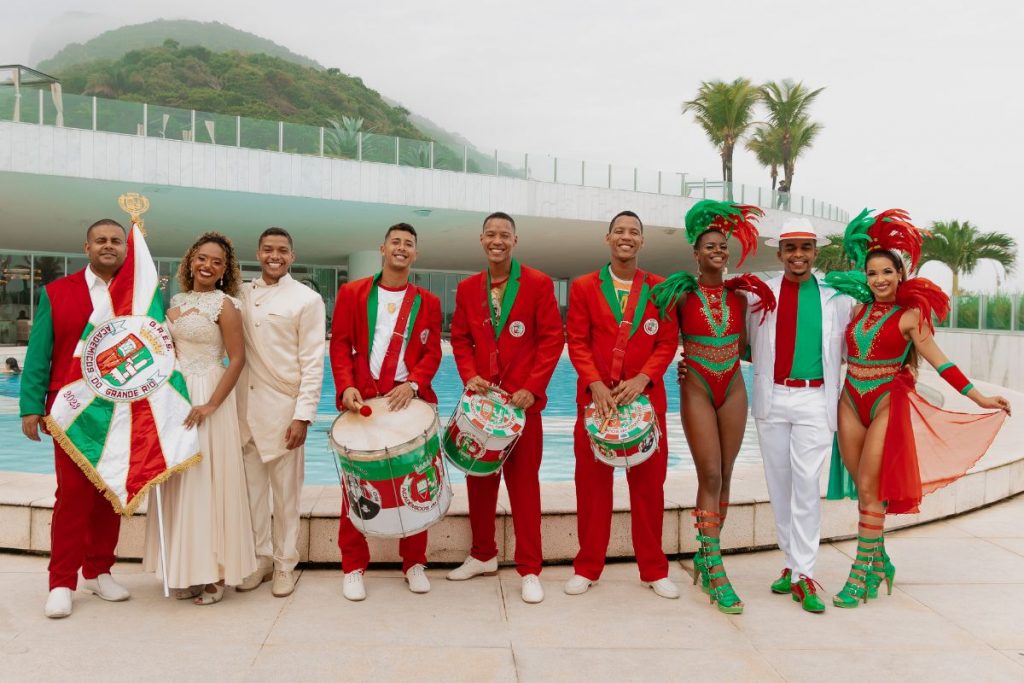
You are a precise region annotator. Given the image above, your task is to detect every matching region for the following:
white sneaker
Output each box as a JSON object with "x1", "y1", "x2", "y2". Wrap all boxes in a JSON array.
[
  {"x1": 271, "y1": 570, "x2": 296, "y2": 598},
  {"x1": 405, "y1": 564, "x2": 430, "y2": 594},
  {"x1": 236, "y1": 556, "x2": 274, "y2": 592},
  {"x1": 83, "y1": 573, "x2": 130, "y2": 602},
  {"x1": 343, "y1": 571, "x2": 366, "y2": 601},
  {"x1": 521, "y1": 574, "x2": 544, "y2": 604},
  {"x1": 646, "y1": 577, "x2": 680, "y2": 599},
  {"x1": 44, "y1": 587, "x2": 73, "y2": 618},
  {"x1": 446, "y1": 556, "x2": 498, "y2": 581},
  {"x1": 563, "y1": 574, "x2": 592, "y2": 595}
]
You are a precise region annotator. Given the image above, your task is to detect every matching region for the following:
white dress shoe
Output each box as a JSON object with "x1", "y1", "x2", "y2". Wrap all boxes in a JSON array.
[
  {"x1": 343, "y1": 571, "x2": 366, "y2": 601},
  {"x1": 446, "y1": 556, "x2": 498, "y2": 581},
  {"x1": 271, "y1": 569, "x2": 296, "y2": 597},
  {"x1": 521, "y1": 574, "x2": 544, "y2": 604},
  {"x1": 405, "y1": 564, "x2": 430, "y2": 594},
  {"x1": 84, "y1": 573, "x2": 130, "y2": 602},
  {"x1": 236, "y1": 556, "x2": 274, "y2": 592},
  {"x1": 563, "y1": 574, "x2": 593, "y2": 595},
  {"x1": 646, "y1": 577, "x2": 680, "y2": 599},
  {"x1": 44, "y1": 587, "x2": 73, "y2": 618}
]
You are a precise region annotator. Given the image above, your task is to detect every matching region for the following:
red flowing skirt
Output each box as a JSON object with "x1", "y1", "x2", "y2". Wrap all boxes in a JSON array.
[{"x1": 881, "y1": 370, "x2": 1006, "y2": 514}]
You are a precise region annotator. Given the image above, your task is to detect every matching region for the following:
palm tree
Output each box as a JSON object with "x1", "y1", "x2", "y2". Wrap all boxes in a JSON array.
[
  {"x1": 813, "y1": 233, "x2": 852, "y2": 274},
  {"x1": 919, "y1": 220, "x2": 1017, "y2": 296},
  {"x1": 682, "y1": 78, "x2": 760, "y2": 194},
  {"x1": 324, "y1": 116, "x2": 372, "y2": 158},
  {"x1": 745, "y1": 124, "x2": 784, "y2": 190},
  {"x1": 759, "y1": 80, "x2": 825, "y2": 192}
]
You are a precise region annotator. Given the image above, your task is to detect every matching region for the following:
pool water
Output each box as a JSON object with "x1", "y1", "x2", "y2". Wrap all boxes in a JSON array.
[{"x1": 0, "y1": 358, "x2": 763, "y2": 485}]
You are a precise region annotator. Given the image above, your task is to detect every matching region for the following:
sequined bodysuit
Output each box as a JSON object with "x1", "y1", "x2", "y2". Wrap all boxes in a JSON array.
[
  {"x1": 843, "y1": 302, "x2": 911, "y2": 427},
  {"x1": 678, "y1": 284, "x2": 743, "y2": 409}
]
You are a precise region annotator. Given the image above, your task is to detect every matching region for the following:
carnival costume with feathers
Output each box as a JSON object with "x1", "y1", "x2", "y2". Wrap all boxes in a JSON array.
[
  {"x1": 824, "y1": 209, "x2": 1006, "y2": 513},
  {"x1": 652, "y1": 200, "x2": 775, "y2": 409}
]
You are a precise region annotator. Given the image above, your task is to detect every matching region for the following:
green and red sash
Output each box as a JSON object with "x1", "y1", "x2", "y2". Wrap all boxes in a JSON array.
[
  {"x1": 44, "y1": 220, "x2": 200, "y2": 515},
  {"x1": 599, "y1": 264, "x2": 649, "y2": 382},
  {"x1": 367, "y1": 273, "x2": 421, "y2": 394},
  {"x1": 481, "y1": 259, "x2": 521, "y2": 380}
]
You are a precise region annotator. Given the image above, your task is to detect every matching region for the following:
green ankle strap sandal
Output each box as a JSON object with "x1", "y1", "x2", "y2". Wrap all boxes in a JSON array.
[{"x1": 693, "y1": 509, "x2": 743, "y2": 615}]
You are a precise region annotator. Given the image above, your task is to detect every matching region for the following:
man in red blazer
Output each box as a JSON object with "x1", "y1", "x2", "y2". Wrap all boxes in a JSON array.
[
  {"x1": 447, "y1": 212, "x2": 564, "y2": 604},
  {"x1": 565, "y1": 210, "x2": 680, "y2": 599},
  {"x1": 20, "y1": 220, "x2": 132, "y2": 618},
  {"x1": 330, "y1": 223, "x2": 443, "y2": 601}
]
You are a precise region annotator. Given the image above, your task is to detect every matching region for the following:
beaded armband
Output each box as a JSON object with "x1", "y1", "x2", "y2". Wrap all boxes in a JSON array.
[{"x1": 937, "y1": 362, "x2": 973, "y2": 395}]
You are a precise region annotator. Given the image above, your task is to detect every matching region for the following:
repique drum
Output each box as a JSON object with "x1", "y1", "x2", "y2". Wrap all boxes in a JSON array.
[
  {"x1": 442, "y1": 388, "x2": 525, "y2": 476},
  {"x1": 584, "y1": 394, "x2": 660, "y2": 468},
  {"x1": 330, "y1": 397, "x2": 452, "y2": 538}
]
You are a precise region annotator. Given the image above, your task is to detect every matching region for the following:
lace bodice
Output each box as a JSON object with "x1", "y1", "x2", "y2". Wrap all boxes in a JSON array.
[{"x1": 169, "y1": 290, "x2": 241, "y2": 377}]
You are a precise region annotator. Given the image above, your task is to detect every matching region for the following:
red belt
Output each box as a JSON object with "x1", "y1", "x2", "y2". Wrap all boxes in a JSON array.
[{"x1": 775, "y1": 378, "x2": 824, "y2": 388}]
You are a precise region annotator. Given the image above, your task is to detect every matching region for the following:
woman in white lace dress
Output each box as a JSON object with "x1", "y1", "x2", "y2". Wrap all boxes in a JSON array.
[{"x1": 144, "y1": 233, "x2": 256, "y2": 604}]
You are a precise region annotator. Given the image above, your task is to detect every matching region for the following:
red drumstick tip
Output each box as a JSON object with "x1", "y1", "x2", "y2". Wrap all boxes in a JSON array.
[{"x1": 359, "y1": 405, "x2": 373, "y2": 417}]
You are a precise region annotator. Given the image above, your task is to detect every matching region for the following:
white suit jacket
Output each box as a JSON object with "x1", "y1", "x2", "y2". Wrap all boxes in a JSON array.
[
  {"x1": 746, "y1": 274, "x2": 854, "y2": 432},
  {"x1": 237, "y1": 274, "x2": 326, "y2": 462}
]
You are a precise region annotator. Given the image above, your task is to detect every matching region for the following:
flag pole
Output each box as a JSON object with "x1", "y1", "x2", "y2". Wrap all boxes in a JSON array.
[{"x1": 154, "y1": 484, "x2": 170, "y2": 598}]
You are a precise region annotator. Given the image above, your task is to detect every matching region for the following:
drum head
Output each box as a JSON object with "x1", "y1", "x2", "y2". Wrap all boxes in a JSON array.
[
  {"x1": 584, "y1": 394, "x2": 654, "y2": 443},
  {"x1": 332, "y1": 397, "x2": 437, "y2": 458}
]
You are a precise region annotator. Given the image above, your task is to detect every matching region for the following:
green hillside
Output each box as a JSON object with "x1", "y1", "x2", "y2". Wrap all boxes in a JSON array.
[
  {"x1": 55, "y1": 42, "x2": 423, "y2": 139},
  {"x1": 38, "y1": 19, "x2": 322, "y2": 73}
]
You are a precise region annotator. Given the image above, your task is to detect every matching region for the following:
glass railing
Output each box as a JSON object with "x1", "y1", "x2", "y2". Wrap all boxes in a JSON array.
[
  {"x1": 0, "y1": 85, "x2": 849, "y2": 222},
  {"x1": 940, "y1": 293, "x2": 1024, "y2": 332}
]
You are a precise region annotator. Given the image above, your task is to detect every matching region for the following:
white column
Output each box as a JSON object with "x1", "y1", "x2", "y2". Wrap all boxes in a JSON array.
[{"x1": 346, "y1": 250, "x2": 382, "y2": 282}]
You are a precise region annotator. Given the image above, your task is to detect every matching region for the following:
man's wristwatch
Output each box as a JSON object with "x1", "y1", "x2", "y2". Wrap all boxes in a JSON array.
[{"x1": 408, "y1": 381, "x2": 419, "y2": 395}]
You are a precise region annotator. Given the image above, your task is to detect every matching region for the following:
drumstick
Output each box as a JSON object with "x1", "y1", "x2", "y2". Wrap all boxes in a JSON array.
[{"x1": 359, "y1": 405, "x2": 373, "y2": 417}]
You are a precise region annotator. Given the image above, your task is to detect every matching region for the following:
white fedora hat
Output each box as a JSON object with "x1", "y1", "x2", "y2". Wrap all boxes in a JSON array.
[{"x1": 764, "y1": 217, "x2": 831, "y2": 247}]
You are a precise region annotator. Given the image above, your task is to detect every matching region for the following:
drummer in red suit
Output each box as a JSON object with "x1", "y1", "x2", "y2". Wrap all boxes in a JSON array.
[
  {"x1": 447, "y1": 212, "x2": 565, "y2": 604},
  {"x1": 565, "y1": 211, "x2": 681, "y2": 599},
  {"x1": 20, "y1": 220, "x2": 133, "y2": 618},
  {"x1": 330, "y1": 223, "x2": 443, "y2": 601}
]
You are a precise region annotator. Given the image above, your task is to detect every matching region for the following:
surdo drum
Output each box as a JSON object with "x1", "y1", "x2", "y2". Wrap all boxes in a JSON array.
[
  {"x1": 330, "y1": 397, "x2": 452, "y2": 538},
  {"x1": 584, "y1": 394, "x2": 660, "y2": 468},
  {"x1": 442, "y1": 388, "x2": 526, "y2": 476}
]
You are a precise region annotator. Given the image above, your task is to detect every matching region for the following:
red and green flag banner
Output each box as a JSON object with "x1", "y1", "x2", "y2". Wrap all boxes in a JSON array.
[{"x1": 45, "y1": 214, "x2": 200, "y2": 515}]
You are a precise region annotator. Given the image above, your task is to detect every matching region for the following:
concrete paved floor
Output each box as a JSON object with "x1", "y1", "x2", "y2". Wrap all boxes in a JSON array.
[{"x1": 2, "y1": 495, "x2": 1023, "y2": 682}]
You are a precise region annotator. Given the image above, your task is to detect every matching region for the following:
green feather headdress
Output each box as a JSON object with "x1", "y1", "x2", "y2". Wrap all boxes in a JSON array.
[{"x1": 684, "y1": 199, "x2": 764, "y2": 267}]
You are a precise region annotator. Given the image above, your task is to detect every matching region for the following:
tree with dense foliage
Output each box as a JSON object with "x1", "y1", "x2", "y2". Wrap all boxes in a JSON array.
[
  {"x1": 745, "y1": 124, "x2": 784, "y2": 190},
  {"x1": 758, "y1": 80, "x2": 824, "y2": 193},
  {"x1": 919, "y1": 220, "x2": 1017, "y2": 296},
  {"x1": 682, "y1": 78, "x2": 760, "y2": 189},
  {"x1": 813, "y1": 233, "x2": 853, "y2": 274}
]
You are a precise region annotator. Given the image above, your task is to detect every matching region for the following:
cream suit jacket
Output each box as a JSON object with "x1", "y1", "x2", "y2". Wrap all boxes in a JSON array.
[
  {"x1": 745, "y1": 274, "x2": 854, "y2": 432},
  {"x1": 237, "y1": 273, "x2": 326, "y2": 462}
]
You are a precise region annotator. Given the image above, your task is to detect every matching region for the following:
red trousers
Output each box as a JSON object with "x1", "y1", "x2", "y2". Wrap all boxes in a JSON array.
[
  {"x1": 573, "y1": 407, "x2": 669, "y2": 582},
  {"x1": 338, "y1": 498, "x2": 427, "y2": 573},
  {"x1": 467, "y1": 412, "x2": 543, "y2": 576},
  {"x1": 49, "y1": 442, "x2": 121, "y2": 590}
]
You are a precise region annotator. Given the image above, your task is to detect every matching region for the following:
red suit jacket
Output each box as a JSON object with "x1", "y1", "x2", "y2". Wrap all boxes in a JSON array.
[
  {"x1": 567, "y1": 268, "x2": 678, "y2": 414},
  {"x1": 20, "y1": 270, "x2": 94, "y2": 414},
  {"x1": 450, "y1": 263, "x2": 565, "y2": 414},
  {"x1": 330, "y1": 275, "x2": 443, "y2": 408}
]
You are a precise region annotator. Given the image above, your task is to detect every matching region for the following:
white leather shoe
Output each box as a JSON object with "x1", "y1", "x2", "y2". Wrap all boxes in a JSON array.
[
  {"x1": 236, "y1": 556, "x2": 274, "y2": 592},
  {"x1": 446, "y1": 556, "x2": 498, "y2": 581},
  {"x1": 521, "y1": 574, "x2": 544, "y2": 604},
  {"x1": 405, "y1": 564, "x2": 430, "y2": 594},
  {"x1": 563, "y1": 574, "x2": 592, "y2": 595},
  {"x1": 44, "y1": 587, "x2": 73, "y2": 618},
  {"x1": 83, "y1": 573, "x2": 130, "y2": 602},
  {"x1": 343, "y1": 571, "x2": 366, "y2": 601},
  {"x1": 646, "y1": 577, "x2": 680, "y2": 599},
  {"x1": 271, "y1": 569, "x2": 296, "y2": 597}
]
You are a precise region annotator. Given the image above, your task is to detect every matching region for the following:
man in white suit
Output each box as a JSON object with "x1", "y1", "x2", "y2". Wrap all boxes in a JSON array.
[
  {"x1": 236, "y1": 227, "x2": 326, "y2": 598},
  {"x1": 746, "y1": 218, "x2": 853, "y2": 613}
]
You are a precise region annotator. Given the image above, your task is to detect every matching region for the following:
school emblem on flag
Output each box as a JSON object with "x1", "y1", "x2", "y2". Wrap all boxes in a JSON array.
[{"x1": 44, "y1": 194, "x2": 201, "y2": 515}]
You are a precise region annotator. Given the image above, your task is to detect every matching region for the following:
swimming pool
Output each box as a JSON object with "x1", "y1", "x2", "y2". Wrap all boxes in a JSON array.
[{"x1": 0, "y1": 358, "x2": 763, "y2": 485}]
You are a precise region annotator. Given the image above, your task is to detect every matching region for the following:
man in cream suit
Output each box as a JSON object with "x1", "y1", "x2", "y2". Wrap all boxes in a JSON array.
[
  {"x1": 236, "y1": 227, "x2": 326, "y2": 597},
  {"x1": 746, "y1": 218, "x2": 853, "y2": 614}
]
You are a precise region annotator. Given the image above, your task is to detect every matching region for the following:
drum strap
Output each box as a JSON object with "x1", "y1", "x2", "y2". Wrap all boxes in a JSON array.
[
  {"x1": 480, "y1": 259, "x2": 522, "y2": 382},
  {"x1": 374, "y1": 282, "x2": 419, "y2": 395},
  {"x1": 603, "y1": 268, "x2": 646, "y2": 382}
]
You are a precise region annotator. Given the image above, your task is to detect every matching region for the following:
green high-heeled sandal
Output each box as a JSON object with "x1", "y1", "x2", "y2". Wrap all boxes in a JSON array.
[
  {"x1": 833, "y1": 533, "x2": 878, "y2": 609},
  {"x1": 858, "y1": 509, "x2": 895, "y2": 599},
  {"x1": 693, "y1": 509, "x2": 743, "y2": 614}
]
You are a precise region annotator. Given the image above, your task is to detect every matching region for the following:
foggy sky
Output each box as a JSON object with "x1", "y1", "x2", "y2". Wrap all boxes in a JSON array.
[{"x1": 4, "y1": 0, "x2": 1023, "y2": 291}]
